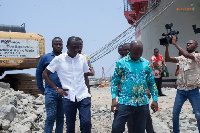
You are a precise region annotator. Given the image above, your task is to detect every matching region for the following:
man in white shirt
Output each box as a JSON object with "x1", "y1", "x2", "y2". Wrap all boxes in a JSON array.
[{"x1": 42, "y1": 36, "x2": 91, "y2": 133}]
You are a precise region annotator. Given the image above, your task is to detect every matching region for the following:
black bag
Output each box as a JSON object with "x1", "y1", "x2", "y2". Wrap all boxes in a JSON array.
[{"x1": 161, "y1": 69, "x2": 169, "y2": 77}]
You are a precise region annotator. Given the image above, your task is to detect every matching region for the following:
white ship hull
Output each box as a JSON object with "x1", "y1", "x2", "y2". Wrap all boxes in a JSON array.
[{"x1": 136, "y1": 0, "x2": 200, "y2": 80}]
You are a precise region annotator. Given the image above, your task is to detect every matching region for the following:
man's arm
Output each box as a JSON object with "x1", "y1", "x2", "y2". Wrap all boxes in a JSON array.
[
  {"x1": 84, "y1": 73, "x2": 90, "y2": 94},
  {"x1": 42, "y1": 68, "x2": 68, "y2": 96},
  {"x1": 153, "y1": 62, "x2": 161, "y2": 72},
  {"x1": 146, "y1": 63, "x2": 158, "y2": 111},
  {"x1": 162, "y1": 58, "x2": 167, "y2": 69},
  {"x1": 87, "y1": 68, "x2": 94, "y2": 76},
  {"x1": 151, "y1": 56, "x2": 161, "y2": 72},
  {"x1": 172, "y1": 36, "x2": 195, "y2": 60},
  {"x1": 36, "y1": 57, "x2": 45, "y2": 95},
  {"x1": 111, "y1": 62, "x2": 122, "y2": 113},
  {"x1": 165, "y1": 43, "x2": 178, "y2": 63}
]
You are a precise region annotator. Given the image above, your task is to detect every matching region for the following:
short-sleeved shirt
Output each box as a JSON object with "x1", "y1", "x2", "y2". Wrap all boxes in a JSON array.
[
  {"x1": 175, "y1": 53, "x2": 200, "y2": 91},
  {"x1": 36, "y1": 52, "x2": 62, "y2": 93},
  {"x1": 151, "y1": 54, "x2": 163, "y2": 78},
  {"x1": 47, "y1": 52, "x2": 90, "y2": 102},
  {"x1": 111, "y1": 53, "x2": 158, "y2": 106}
]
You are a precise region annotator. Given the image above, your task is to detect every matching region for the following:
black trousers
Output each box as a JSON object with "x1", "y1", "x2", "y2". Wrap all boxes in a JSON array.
[
  {"x1": 155, "y1": 77, "x2": 163, "y2": 95},
  {"x1": 127, "y1": 108, "x2": 155, "y2": 133}
]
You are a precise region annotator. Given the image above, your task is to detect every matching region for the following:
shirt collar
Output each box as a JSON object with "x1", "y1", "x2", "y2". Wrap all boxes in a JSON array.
[
  {"x1": 64, "y1": 52, "x2": 79, "y2": 59},
  {"x1": 51, "y1": 52, "x2": 54, "y2": 56},
  {"x1": 51, "y1": 51, "x2": 62, "y2": 56},
  {"x1": 125, "y1": 53, "x2": 144, "y2": 62}
]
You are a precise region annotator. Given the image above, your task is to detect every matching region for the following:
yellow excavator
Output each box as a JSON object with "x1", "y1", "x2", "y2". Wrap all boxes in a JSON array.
[{"x1": 0, "y1": 24, "x2": 45, "y2": 97}]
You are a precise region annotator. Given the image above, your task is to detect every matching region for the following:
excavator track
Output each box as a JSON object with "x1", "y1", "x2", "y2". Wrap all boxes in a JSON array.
[{"x1": 0, "y1": 73, "x2": 41, "y2": 97}]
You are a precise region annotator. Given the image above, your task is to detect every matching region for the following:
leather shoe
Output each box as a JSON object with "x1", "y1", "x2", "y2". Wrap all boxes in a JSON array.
[{"x1": 159, "y1": 94, "x2": 166, "y2": 96}]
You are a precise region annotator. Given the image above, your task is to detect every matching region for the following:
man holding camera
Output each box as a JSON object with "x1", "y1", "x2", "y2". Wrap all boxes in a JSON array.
[{"x1": 165, "y1": 36, "x2": 200, "y2": 133}]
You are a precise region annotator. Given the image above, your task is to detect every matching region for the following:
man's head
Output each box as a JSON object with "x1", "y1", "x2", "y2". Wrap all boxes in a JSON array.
[
  {"x1": 123, "y1": 43, "x2": 131, "y2": 56},
  {"x1": 130, "y1": 40, "x2": 143, "y2": 61},
  {"x1": 186, "y1": 40, "x2": 198, "y2": 53},
  {"x1": 52, "y1": 37, "x2": 63, "y2": 54},
  {"x1": 67, "y1": 36, "x2": 80, "y2": 58},
  {"x1": 118, "y1": 45, "x2": 124, "y2": 57},
  {"x1": 154, "y1": 48, "x2": 159, "y2": 57},
  {"x1": 77, "y1": 37, "x2": 83, "y2": 54}
]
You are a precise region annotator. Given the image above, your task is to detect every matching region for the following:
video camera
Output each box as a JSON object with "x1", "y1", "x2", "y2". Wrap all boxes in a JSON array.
[{"x1": 159, "y1": 23, "x2": 179, "y2": 45}]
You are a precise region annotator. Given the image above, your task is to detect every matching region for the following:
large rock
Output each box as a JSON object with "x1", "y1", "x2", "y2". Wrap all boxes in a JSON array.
[
  {"x1": 21, "y1": 114, "x2": 37, "y2": 125},
  {"x1": 1, "y1": 119, "x2": 10, "y2": 130},
  {"x1": 0, "y1": 105, "x2": 17, "y2": 122},
  {"x1": 11, "y1": 123, "x2": 31, "y2": 133}
]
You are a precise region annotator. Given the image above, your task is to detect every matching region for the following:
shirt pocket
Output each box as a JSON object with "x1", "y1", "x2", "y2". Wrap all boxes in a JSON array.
[
  {"x1": 176, "y1": 74, "x2": 184, "y2": 86},
  {"x1": 187, "y1": 60, "x2": 195, "y2": 70},
  {"x1": 186, "y1": 73, "x2": 200, "y2": 87}
]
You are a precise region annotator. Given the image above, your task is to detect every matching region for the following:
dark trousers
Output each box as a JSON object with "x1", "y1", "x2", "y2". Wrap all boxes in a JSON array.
[
  {"x1": 44, "y1": 91, "x2": 64, "y2": 133},
  {"x1": 112, "y1": 104, "x2": 149, "y2": 133},
  {"x1": 127, "y1": 110, "x2": 155, "y2": 133},
  {"x1": 62, "y1": 98, "x2": 91, "y2": 133},
  {"x1": 155, "y1": 77, "x2": 163, "y2": 95}
]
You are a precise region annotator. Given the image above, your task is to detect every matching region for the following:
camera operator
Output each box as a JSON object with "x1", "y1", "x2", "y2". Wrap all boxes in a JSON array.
[{"x1": 165, "y1": 36, "x2": 200, "y2": 133}]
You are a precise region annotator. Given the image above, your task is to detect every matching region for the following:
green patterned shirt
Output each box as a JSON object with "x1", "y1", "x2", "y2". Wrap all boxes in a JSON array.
[{"x1": 111, "y1": 53, "x2": 158, "y2": 106}]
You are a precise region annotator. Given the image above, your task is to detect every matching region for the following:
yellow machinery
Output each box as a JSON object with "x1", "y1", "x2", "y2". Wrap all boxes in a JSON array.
[{"x1": 0, "y1": 24, "x2": 45, "y2": 96}]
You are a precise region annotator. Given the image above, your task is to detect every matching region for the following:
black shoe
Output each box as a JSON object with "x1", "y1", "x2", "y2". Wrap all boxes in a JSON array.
[{"x1": 159, "y1": 94, "x2": 166, "y2": 96}]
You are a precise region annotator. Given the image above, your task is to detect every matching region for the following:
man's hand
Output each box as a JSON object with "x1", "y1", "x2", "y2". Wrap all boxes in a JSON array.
[
  {"x1": 57, "y1": 88, "x2": 69, "y2": 97},
  {"x1": 147, "y1": 92, "x2": 151, "y2": 99},
  {"x1": 89, "y1": 93, "x2": 91, "y2": 101},
  {"x1": 41, "y1": 91, "x2": 44, "y2": 95},
  {"x1": 151, "y1": 101, "x2": 158, "y2": 112},
  {"x1": 172, "y1": 36, "x2": 177, "y2": 45},
  {"x1": 111, "y1": 99, "x2": 118, "y2": 113}
]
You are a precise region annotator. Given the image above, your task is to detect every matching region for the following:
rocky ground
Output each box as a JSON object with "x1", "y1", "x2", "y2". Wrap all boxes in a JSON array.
[{"x1": 0, "y1": 82, "x2": 199, "y2": 133}]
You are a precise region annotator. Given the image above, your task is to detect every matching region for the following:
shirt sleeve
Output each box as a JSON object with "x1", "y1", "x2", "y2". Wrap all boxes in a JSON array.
[
  {"x1": 146, "y1": 62, "x2": 158, "y2": 101},
  {"x1": 151, "y1": 56, "x2": 155, "y2": 68},
  {"x1": 111, "y1": 61, "x2": 122, "y2": 99},
  {"x1": 46, "y1": 56, "x2": 59, "y2": 73},
  {"x1": 36, "y1": 56, "x2": 45, "y2": 92},
  {"x1": 151, "y1": 56, "x2": 156, "y2": 63},
  {"x1": 193, "y1": 53, "x2": 200, "y2": 63},
  {"x1": 86, "y1": 55, "x2": 93, "y2": 69},
  {"x1": 175, "y1": 56, "x2": 180, "y2": 61},
  {"x1": 83, "y1": 57, "x2": 90, "y2": 73}
]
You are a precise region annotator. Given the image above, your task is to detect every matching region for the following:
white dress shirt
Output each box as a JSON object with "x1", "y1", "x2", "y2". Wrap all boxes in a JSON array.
[{"x1": 47, "y1": 52, "x2": 90, "y2": 102}]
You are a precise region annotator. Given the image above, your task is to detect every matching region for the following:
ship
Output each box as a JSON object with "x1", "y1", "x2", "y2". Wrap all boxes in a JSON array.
[{"x1": 123, "y1": 0, "x2": 200, "y2": 85}]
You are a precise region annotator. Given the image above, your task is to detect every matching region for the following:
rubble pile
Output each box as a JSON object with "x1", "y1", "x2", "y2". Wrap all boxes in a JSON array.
[
  {"x1": 0, "y1": 82, "x2": 45, "y2": 133},
  {"x1": 0, "y1": 82, "x2": 199, "y2": 133}
]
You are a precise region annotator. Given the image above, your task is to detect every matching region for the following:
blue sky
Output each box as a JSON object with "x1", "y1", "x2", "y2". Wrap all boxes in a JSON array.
[{"x1": 0, "y1": 0, "x2": 131, "y2": 78}]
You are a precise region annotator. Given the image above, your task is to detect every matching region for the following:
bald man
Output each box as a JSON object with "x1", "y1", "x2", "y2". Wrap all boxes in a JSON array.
[{"x1": 111, "y1": 40, "x2": 158, "y2": 133}]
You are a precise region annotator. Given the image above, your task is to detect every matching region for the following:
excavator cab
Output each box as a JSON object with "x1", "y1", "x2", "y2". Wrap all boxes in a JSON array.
[
  {"x1": 0, "y1": 24, "x2": 45, "y2": 97},
  {"x1": 0, "y1": 24, "x2": 45, "y2": 75}
]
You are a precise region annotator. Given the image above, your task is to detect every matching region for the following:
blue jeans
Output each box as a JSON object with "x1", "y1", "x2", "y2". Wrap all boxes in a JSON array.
[
  {"x1": 173, "y1": 88, "x2": 200, "y2": 133},
  {"x1": 62, "y1": 98, "x2": 91, "y2": 133},
  {"x1": 112, "y1": 104, "x2": 149, "y2": 133},
  {"x1": 44, "y1": 91, "x2": 64, "y2": 133}
]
